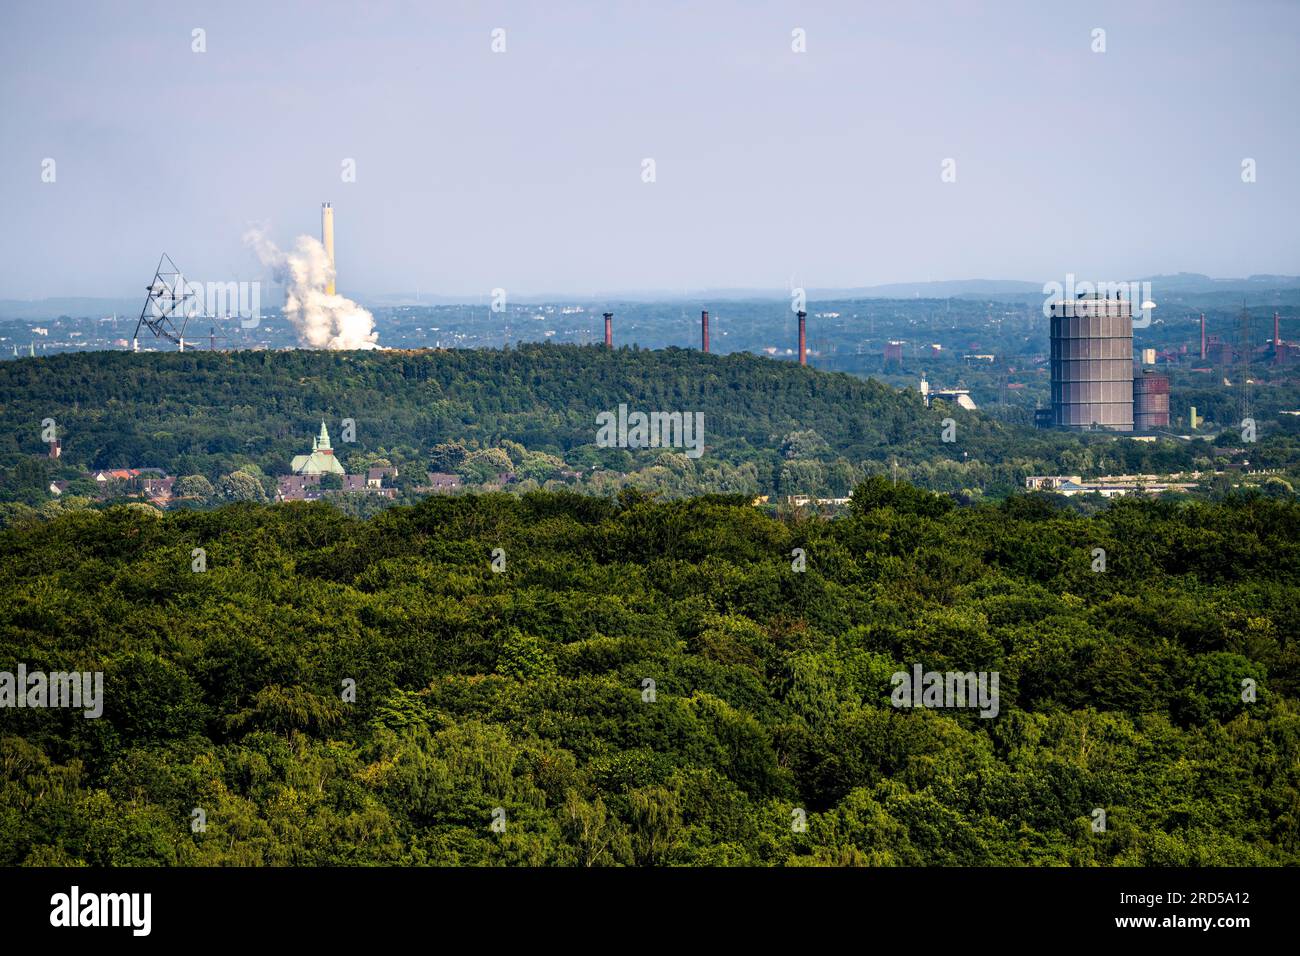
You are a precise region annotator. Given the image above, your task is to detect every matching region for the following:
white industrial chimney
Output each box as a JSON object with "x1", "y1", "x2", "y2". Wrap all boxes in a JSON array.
[{"x1": 321, "y1": 202, "x2": 336, "y2": 296}]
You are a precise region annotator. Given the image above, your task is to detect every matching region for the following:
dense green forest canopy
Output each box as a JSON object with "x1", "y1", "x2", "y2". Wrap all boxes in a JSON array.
[
  {"x1": 4, "y1": 345, "x2": 1288, "y2": 507},
  {"x1": 1, "y1": 481, "x2": 1296, "y2": 865}
]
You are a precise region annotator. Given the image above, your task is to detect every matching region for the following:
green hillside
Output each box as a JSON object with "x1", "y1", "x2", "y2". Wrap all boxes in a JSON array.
[{"x1": 0, "y1": 346, "x2": 1216, "y2": 505}]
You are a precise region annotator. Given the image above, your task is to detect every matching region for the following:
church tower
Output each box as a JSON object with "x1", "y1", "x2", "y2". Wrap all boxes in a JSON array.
[{"x1": 291, "y1": 421, "x2": 345, "y2": 476}]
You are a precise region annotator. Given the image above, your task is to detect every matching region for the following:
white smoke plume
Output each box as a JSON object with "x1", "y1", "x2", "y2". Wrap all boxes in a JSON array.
[{"x1": 244, "y1": 228, "x2": 379, "y2": 350}]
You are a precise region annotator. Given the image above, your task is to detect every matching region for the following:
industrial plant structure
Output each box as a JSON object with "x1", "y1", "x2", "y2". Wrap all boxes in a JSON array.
[
  {"x1": 920, "y1": 375, "x2": 977, "y2": 410},
  {"x1": 1048, "y1": 292, "x2": 1134, "y2": 431}
]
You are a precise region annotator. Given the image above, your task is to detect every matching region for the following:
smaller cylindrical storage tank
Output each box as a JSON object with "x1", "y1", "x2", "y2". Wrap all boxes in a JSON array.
[{"x1": 1133, "y1": 370, "x2": 1170, "y2": 430}]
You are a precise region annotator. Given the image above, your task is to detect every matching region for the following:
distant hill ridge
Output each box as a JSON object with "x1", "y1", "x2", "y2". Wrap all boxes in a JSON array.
[{"x1": 4, "y1": 273, "x2": 1299, "y2": 317}]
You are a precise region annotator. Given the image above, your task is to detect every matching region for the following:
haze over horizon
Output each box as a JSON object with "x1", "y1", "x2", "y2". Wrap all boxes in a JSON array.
[{"x1": 2, "y1": 0, "x2": 1297, "y2": 300}]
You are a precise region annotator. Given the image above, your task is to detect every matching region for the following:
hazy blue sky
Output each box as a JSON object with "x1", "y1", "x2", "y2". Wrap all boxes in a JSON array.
[{"x1": 1, "y1": 0, "x2": 1297, "y2": 299}]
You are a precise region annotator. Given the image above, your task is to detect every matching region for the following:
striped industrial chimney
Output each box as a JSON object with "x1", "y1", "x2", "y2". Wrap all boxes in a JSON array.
[
  {"x1": 797, "y1": 310, "x2": 807, "y2": 366},
  {"x1": 701, "y1": 310, "x2": 710, "y2": 353},
  {"x1": 1200, "y1": 313, "x2": 1207, "y2": 360},
  {"x1": 603, "y1": 312, "x2": 613, "y2": 349},
  {"x1": 322, "y1": 202, "x2": 336, "y2": 296}
]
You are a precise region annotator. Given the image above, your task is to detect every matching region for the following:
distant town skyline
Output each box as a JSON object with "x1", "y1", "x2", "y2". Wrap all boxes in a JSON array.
[{"x1": 1, "y1": 0, "x2": 1297, "y2": 300}]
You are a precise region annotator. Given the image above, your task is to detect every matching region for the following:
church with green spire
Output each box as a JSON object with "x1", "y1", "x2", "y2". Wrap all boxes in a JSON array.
[{"x1": 290, "y1": 421, "x2": 346, "y2": 476}]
